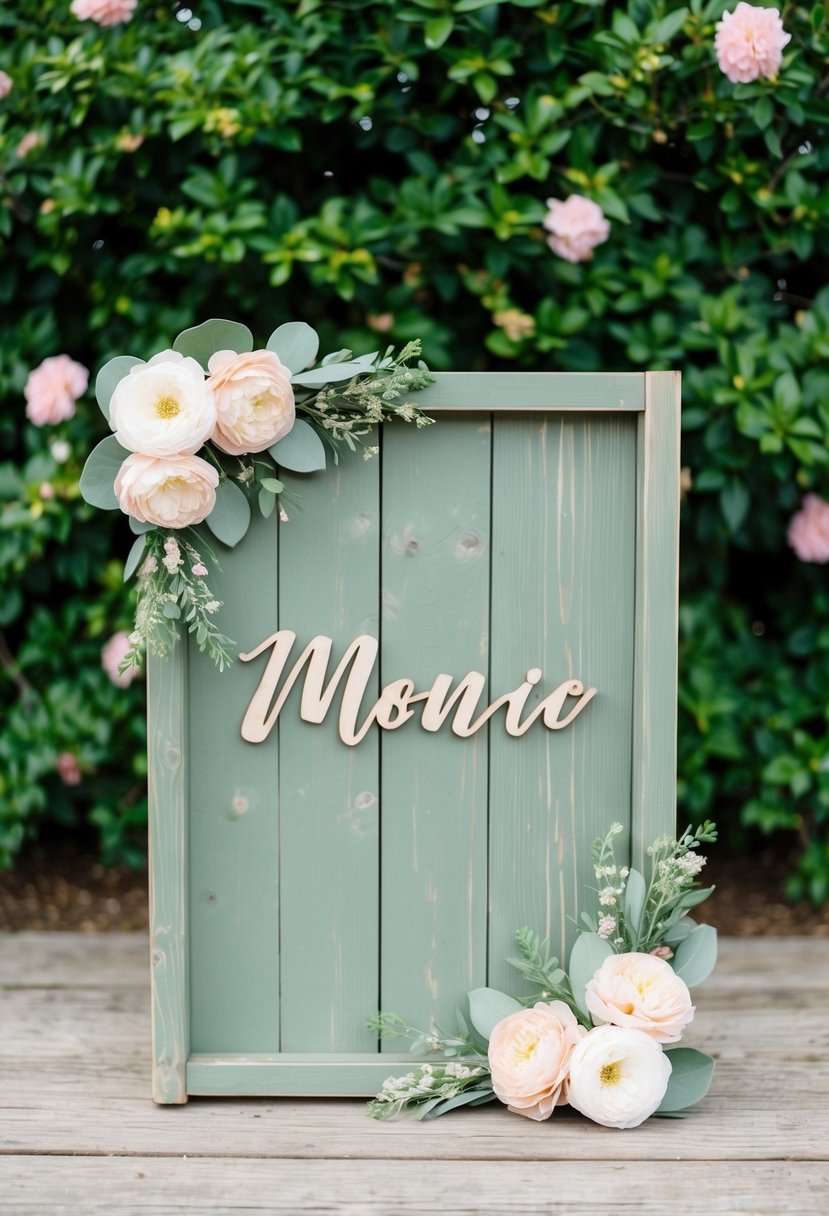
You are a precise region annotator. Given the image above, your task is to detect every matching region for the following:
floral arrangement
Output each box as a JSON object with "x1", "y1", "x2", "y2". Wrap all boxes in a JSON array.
[
  {"x1": 79, "y1": 318, "x2": 433, "y2": 671},
  {"x1": 368, "y1": 821, "x2": 718, "y2": 1128}
]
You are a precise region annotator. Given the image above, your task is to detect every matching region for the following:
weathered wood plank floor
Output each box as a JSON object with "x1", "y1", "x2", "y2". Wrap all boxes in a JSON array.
[{"x1": 0, "y1": 934, "x2": 827, "y2": 1214}]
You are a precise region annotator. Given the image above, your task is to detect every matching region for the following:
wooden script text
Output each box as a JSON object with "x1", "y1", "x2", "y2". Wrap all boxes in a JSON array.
[{"x1": 239, "y1": 631, "x2": 596, "y2": 747}]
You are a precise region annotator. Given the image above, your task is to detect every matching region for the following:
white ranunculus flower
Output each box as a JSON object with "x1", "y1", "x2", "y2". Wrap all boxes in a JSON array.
[
  {"x1": 114, "y1": 452, "x2": 219, "y2": 528},
  {"x1": 567, "y1": 1025, "x2": 671, "y2": 1129},
  {"x1": 110, "y1": 350, "x2": 216, "y2": 457}
]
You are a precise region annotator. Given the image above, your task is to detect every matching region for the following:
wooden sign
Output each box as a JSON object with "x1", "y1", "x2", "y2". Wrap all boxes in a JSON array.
[{"x1": 149, "y1": 371, "x2": 680, "y2": 1103}]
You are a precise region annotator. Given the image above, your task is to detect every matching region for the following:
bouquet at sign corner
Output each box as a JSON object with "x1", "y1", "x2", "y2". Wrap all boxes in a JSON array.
[
  {"x1": 368, "y1": 821, "x2": 718, "y2": 1129},
  {"x1": 79, "y1": 318, "x2": 433, "y2": 672}
]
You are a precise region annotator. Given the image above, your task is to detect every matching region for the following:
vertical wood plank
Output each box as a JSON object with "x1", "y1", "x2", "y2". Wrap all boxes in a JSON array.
[
  {"x1": 380, "y1": 417, "x2": 491, "y2": 1044},
  {"x1": 487, "y1": 414, "x2": 637, "y2": 993},
  {"x1": 188, "y1": 511, "x2": 280, "y2": 1053},
  {"x1": 148, "y1": 642, "x2": 189, "y2": 1104},
  {"x1": 631, "y1": 371, "x2": 681, "y2": 870},
  {"x1": 277, "y1": 444, "x2": 380, "y2": 1052}
]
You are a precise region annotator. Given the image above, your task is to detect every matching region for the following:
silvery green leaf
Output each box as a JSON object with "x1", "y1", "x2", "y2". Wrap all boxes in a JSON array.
[
  {"x1": 672, "y1": 924, "x2": 718, "y2": 987},
  {"x1": 568, "y1": 932, "x2": 613, "y2": 1015},
  {"x1": 321, "y1": 348, "x2": 353, "y2": 364},
  {"x1": 270, "y1": 419, "x2": 326, "y2": 473},
  {"x1": 258, "y1": 487, "x2": 276, "y2": 518},
  {"x1": 123, "y1": 534, "x2": 147, "y2": 582},
  {"x1": 467, "y1": 987, "x2": 522, "y2": 1042},
  {"x1": 79, "y1": 435, "x2": 131, "y2": 510},
  {"x1": 96, "y1": 355, "x2": 143, "y2": 423},
  {"x1": 267, "y1": 321, "x2": 319, "y2": 372},
  {"x1": 205, "y1": 478, "x2": 251, "y2": 548},
  {"x1": 623, "y1": 868, "x2": 646, "y2": 937},
  {"x1": 669, "y1": 885, "x2": 716, "y2": 913},
  {"x1": 162, "y1": 601, "x2": 181, "y2": 620},
  {"x1": 661, "y1": 915, "x2": 697, "y2": 947},
  {"x1": 173, "y1": 319, "x2": 253, "y2": 370},
  {"x1": 129, "y1": 516, "x2": 155, "y2": 535},
  {"x1": 657, "y1": 1048, "x2": 715, "y2": 1113},
  {"x1": 290, "y1": 359, "x2": 373, "y2": 387},
  {"x1": 417, "y1": 1088, "x2": 495, "y2": 1120}
]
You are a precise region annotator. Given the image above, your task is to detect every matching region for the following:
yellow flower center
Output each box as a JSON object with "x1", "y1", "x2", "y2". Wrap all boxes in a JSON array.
[
  {"x1": 155, "y1": 395, "x2": 181, "y2": 420},
  {"x1": 600, "y1": 1062, "x2": 621, "y2": 1086},
  {"x1": 513, "y1": 1035, "x2": 539, "y2": 1064}
]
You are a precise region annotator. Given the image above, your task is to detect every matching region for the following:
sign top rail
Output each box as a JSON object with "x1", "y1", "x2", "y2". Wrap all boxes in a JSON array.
[{"x1": 416, "y1": 371, "x2": 654, "y2": 412}]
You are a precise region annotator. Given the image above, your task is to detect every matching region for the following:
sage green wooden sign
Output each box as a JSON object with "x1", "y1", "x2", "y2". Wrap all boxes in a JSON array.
[{"x1": 149, "y1": 370, "x2": 680, "y2": 1103}]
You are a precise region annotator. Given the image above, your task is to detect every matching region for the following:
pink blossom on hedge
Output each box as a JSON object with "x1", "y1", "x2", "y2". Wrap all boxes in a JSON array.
[
  {"x1": 57, "y1": 752, "x2": 82, "y2": 786},
  {"x1": 0, "y1": 71, "x2": 12, "y2": 100},
  {"x1": 787, "y1": 494, "x2": 829, "y2": 563},
  {"x1": 70, "y1": 0, "x2": 137, "y2": 26},
  {"x1": 24, "y1": 355, "x2": 89, "y2": 426},
  {"x1": 543, "y1": 195, "x2": 610, "y2": 263},
  {"x1": 16, "y1": 131, "x2": 42, "y2": 159},
  {"x1": 101, "y1": 631, "x2": 140, "y2": 688},
  {"x1": 715, "y1": 4, "x2": 790, "y2": 84}
]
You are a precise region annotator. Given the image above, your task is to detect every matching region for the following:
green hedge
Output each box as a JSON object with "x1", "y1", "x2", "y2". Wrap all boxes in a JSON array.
[{"x1": 2, "y1": 0, "x2": 829, "y2": 899}]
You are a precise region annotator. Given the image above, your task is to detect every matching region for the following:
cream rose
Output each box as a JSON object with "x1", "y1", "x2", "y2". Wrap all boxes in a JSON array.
[
  {"x1": 568, "y1": 1025, "x2": 671, "y2": 1129},
  {"x1": 110, "y1": 351, "x2": 216, "y2": 457},
  {"x1": 487, "y1": 1000, "x2": 587, "y2": 1121},
  {"x1": 114, "y1": 453, "x2": 219, "y2": 529},
  {"x1": 586, "y1": 952, "x2": 694, "y2": 1044},
  {"x1": 207, "y1": 349, "x2": 295, "y2": 456}
]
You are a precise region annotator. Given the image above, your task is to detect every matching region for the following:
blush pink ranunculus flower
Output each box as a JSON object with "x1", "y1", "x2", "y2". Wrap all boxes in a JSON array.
[
  {"x1": 208, "y1": 349, "x2": 296, "y2": 456},
  {"x1": 56, "y1": 752, "x2": 82, "y2": 786},
  {"x1": 788, "y1": 494, "x2": 829, "y2": 563},
  {"x1": 585, "y1": 952, "x2": 694, "y2": 1045},
  {"x1": 487, "y1": 1000, "x2": 587, "y2": 1121},
  {"x1": 16, "y1": 131, "x2": 42, "y2": 158},
  {"x1": 101, "y1": 631, "x2": 141, "y2": 688},
  {"x1": 715, "y1": 3, "x2": 790, "y2": 84},
  {"x1": 543, "y1": 195, "x2": 610, "y2": 264},
  {"x1": 24, "y1": 355, "x2": 89, "y2": 426},
  {"x1": 114, "y1": 452, "x2": 219, "y2": 529},
  {"x1": 70, "y1": 0, "x2": 137, "y2": 26},
  {"x1": 0, "y1": 71, "x2": 12, "y2": 100}
]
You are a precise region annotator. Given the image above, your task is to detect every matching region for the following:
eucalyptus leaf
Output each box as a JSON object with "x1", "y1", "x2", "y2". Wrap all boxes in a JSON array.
[
  {"x1": 622, "y1": 868, "x2": 647, "y2": 938},
  {"x1": 260, "y1": 477, "x2": 284, "y2": 494},
  {"x1": 205, "y1": 478, "x2": 252, "y2": 548},
  {"x1": 266, "y1": 321, "x2": 320, "y2": 373},
  {"x1": 669, "y1": 885, "x2": 716, "y2": 914},
  {"x1": 79, "y1": 435, "x2": 131, "y2": 511},
  {"x1": 123, "y1": 534, "x2": 147, "y2": 582},
  {"x1": 173, "y1": 318, "x2": 253, "y2": 370},
  {"x1": 418, "y1": 1088, "x2": 495, "y2": 1120},
  {"x1": 258, "y1": 486, "x2": 276, "y2": 518},
  {"x1": 658, "y1": 1048, "x2": 715, "y2": 1113},
  {"x1": 270, "y1": 419, "x2": 326, "y2": 473},
  {"x1": 95, "y1": 355, "x2": 143, "y2": 423},
  {"x1": 162, "y1": 601, "x2": 182, "y2": 620},
  {"x1": 129, "y1": 517, "x2": 156, "y2": 535},
  {"x1": 568, "y1": 932, "x2": 613, "y2": 1015},
  {"x1": 290, "y1": 359, "x2": 373, "y2": 387},
  {"x1": 467, "y1": 987, "x2": 522, "y2": 1042},
  {"x1": 672, "y1": 924, "x2": 718, "y2": 987},
  {"x1": 661, "y1": 916, "x2": 697, "y2": 947}
]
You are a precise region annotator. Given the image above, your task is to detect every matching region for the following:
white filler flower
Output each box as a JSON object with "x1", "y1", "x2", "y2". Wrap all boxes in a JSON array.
[
  {"x1": 110, "y1": 350, "x2": 216, "y2": 457},
  {"x1": 567, "y1": 1025, "x2": 671, "y2": 1129}
]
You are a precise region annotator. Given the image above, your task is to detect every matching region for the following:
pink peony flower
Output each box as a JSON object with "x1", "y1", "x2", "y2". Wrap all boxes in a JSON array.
[
  {"x1": 488, "y1": 1001, "x2": 587, "y2": 1121},
  {"x1": 586, "y1": 952, "x2": 694, "y2": 1045},
  {"x1": 207, "y1": 349, "x2": 295, "y2": 456},
  {"x1": 56, "y1": 752, "x2": 82, "y2": 786},
  {"x1": 543, "y1": 195, "x2": 610, "y2": 263},
  {"x1": 114, "y1": 452, "x2": 219, "y2": 528},
  {"x1": 715, "y1": 3, "x2": 790, "y2": 84},
  {"x1": 24, "y1": 355, "x2": 89, "y2": 426},
  {"x1": 101, "y1": 631, "x2": 141, "y2": 688},
  {"x1": 16, "y1": 131, "x2": 42, "y2": 159},
  {"x1": 788, "y1": 494, "x2": 829, "y2": 563},
  {"x1": 70, "y1": 0, "x2": 137, "y2": 26},
  {"x1": 0, "y1": 71, "x2": 12, "y2": 100}
]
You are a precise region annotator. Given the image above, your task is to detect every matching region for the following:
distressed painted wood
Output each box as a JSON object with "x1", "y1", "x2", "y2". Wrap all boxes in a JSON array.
[
  {"x1": 631, "y1": 371, "x2": 681, "y2": 871},
  {"x1": 487, "y1": 414, "x2": 637, "y2": 990},
  {"x1": 379, "y1": 417, "x2": 490, "y2": 1045},
  {"x1": 187, "y1": 511, "x2": 280, "y2": 1057},
  {"x1": 276, "y1": 442, "x2": 380, "y2": 1052},
  {"x1": 145, "y1": 371, "x2": 680, "y2": 1099},
  {"x1": 147, "y1": 644, "x2": 189, "y2": 1104},
  {"x1": 2, "y1": 933, "x2": 829, "y2": 1216}
]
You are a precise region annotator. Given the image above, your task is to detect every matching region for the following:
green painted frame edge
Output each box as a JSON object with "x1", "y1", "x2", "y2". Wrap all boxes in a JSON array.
[
  {"x1": 187, "y1": 1054, "x2": 429, "y2": 1098},
  {"x1": 148, "y1": 369, "x2": 678, "y2": 1102},
  {"x1": 631, "y1": 372, "x2": 681, "y2": 870},
  {"x1": 148, "y1": 640, "x2": 190, "y2": 1104}
]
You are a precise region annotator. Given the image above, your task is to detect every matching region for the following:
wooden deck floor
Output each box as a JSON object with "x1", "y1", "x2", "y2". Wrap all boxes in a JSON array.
[{"x1": 0, "y1": 933, "x2": 827, "y2": 1214}]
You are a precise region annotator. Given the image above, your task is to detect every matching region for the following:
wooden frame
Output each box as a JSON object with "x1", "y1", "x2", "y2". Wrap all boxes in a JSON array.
[{"x1": 148, "y1": 370, "x2": 680, "y2": 1103}]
